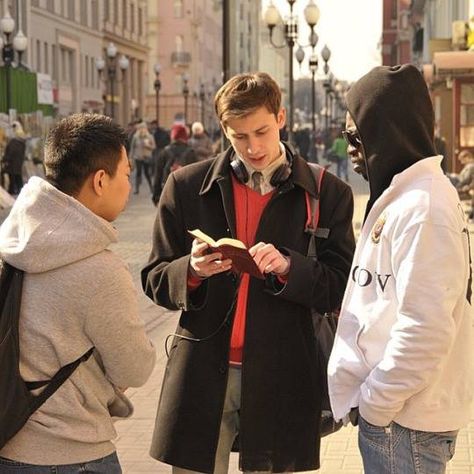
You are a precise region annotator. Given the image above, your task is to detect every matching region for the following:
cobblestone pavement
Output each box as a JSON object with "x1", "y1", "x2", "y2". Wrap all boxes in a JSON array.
[{"x1": 107, "y1": 167, "x2": 473, "y2": 473}]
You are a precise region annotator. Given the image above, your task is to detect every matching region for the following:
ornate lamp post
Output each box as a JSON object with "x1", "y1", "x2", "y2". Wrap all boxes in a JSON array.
[
  {"x1": 263, "y1": 0, "x2": 320, "y2": 144},
  {"x1": 0, "y1": 10, "x2": 28, "y2": 114},
  {"x1": 295, "y1": 31, "x2": 319, "y2": 139},
  {"x1": 95, "y1": 42, "x2": 129, "y2": 120},
  {"x1": 154, "y1": 63, "x2": 161, "y2": 125},
  {"x1": 182, "y1": 73, "x2": 189, "y2": 124},
  {"x1": 321, "y1": 44, "x2": 331, "y2": 143}
]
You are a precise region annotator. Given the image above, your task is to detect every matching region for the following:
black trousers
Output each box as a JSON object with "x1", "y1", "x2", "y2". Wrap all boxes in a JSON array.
[{"x1": 134, "y1": 160, "x2": 153, "y2": 193}]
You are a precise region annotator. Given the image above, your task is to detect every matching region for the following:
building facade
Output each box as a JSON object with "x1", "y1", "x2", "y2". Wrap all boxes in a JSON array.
[
  {"x1": 0, "y1": 0, "x2": 148, "y2": 126},
  {"x1": 418, "y1": 0, "x2": 472, "y2": 172},
  {"x1": 147, "y1": 0, "x2": 222, "y2": 132},
  {"x1": 102, "y1": 0, "x2": 149, "y2": 126}
]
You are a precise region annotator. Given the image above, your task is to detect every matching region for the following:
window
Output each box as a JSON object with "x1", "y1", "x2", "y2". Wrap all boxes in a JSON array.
[
  {"x1": 46, "y1": 0, "x2": 54, "y2": 13},
  {"x1": 122, "y1": 0, "x2": 127, "y2": 29},
  {"x1": 138, "y1": 7, "x2": 143, "y2": 35},
  {"x1": 44, "y1": 43, "x2": 49, "y2": 74},
  {"x1": 52, "y1": 45, "x2": 57, "y2": 80},
  {"x1": 114, "y1": 0, "x2": 119, "y2": 24},
  {"x1": 91, "y1": 0, "x2": 99, "y2": 29},
  {"x1": 31, "y1": 0, "x2": 39, "y2": 7},
  {"x1": 80, "y1": 0, "x2": 87, "y2": 26},
  {"x1": 460, "y1": 83, "x2": 474, "y2": 147},
  {"x1": 131, "y1": 4, "x2": 135, "y2": 33},
  {"x1": 90, "y1": 57, "x2": 95, "y2": 88},
  {"x1": 175, "y1": 35, "x2": 184, "y2": 53},
  {"x1": 36, "y1": 40, "x2": 41, "y2": 73},
  {"x1": 67, "y1": 0, "x2": 74, "y2": 20},
  {"x1": 84, "y1": 55, "x2": 89, "y2": 87},
  {"x1": 174, "y1": 0, "x2": 184, "y2": 18},
  {"x1": 104, "y1": 0, "x2": 109, "y2": 20}
]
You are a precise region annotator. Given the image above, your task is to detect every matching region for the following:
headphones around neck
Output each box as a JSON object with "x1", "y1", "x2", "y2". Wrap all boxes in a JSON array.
[{"x1": 229, "y1": 142, "x2": 294, "y2": 187}]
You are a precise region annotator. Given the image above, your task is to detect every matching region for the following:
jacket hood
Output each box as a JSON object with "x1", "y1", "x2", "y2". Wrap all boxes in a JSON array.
[
  {"x1": 346, "y1": 64, "x2": 436, "y2": 215},
  {"x1": 0, "y1": 177, "x2": 118, "y2": 273}
]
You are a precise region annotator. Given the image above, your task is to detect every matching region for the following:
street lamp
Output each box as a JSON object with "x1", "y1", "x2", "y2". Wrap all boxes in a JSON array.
[
  {"x1": 263, "y1": 0, "x2": 320, "y2": 144},
  {"x1": 1, "y1": 10, "x2": 28, "y2": 114},
  {"x1": 182, "y1": 73, "x2": 189, "y2": 124},
  {"x1": 154, "y1": 63, "x2": 161, "y2": 125},
  {"x1": 295, "y1": 31, "x2": 319, "y2": 141},
  {"x1": 199, "y1": 83, "x2": 206, "y2": 127},
  {"x1": 321, "y1": 44, "x2": 331, "y2": 144},
  {"x1": 95, "y1": 42, "x2": 129, "y2": 120}
]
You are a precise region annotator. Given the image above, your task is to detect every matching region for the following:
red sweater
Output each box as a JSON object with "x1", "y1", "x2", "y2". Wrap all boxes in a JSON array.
[{"x1": 229, "y1": 176, "x2": 273, "y2": 364}]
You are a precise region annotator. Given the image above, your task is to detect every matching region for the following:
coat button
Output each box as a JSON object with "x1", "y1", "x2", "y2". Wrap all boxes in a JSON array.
[{"x1": 219, "y1": 362, "x2": 227, "y2": 374}]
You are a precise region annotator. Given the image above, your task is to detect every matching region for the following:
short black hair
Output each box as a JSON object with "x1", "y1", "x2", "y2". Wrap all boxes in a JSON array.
[{"x1": 44, "y1": 113, "x2": 127, "y2": 195}]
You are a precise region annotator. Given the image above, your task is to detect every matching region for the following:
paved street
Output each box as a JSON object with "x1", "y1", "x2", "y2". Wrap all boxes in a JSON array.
[{"x1": 105, "y1": 166, "x2": 472, "y2": 473}]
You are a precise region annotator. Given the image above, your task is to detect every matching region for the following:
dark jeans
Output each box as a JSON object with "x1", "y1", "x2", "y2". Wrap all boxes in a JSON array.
[
  {"x1": 134, "y1": 160, "x2": 153, "y2": 194},
  {"x1": 336, "y1": 159, "x2": 348, "y2": 182},
  {"x1": 7, "y1": 173, "x2": 23, "y2": 195},
  {"x1": 0, "y1": 452, "x2": 122, "y2": 473}
]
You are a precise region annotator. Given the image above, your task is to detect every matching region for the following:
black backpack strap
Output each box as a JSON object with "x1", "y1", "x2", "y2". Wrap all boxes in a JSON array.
[
  {"x1": 26, "y1": 348, "x2": 94, "y2": 407},
  {"x1": 305, "y1": 163, "x2": 329, "y2": 258}
]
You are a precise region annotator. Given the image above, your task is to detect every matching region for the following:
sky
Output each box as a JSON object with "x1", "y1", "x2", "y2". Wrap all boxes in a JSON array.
[{"x1": 262, "y1": 0, "x2": 383, "y2": 83}]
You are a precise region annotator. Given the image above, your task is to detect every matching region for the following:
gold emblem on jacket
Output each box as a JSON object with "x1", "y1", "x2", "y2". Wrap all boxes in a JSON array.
[{"x1": 371, "y1": 212, "x2": 387, "y2": 244}]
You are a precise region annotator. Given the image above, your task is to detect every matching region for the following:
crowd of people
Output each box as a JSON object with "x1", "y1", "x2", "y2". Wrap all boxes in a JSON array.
[{"x1": 0, "y1": 66, "x2": 472, "y2": 474}]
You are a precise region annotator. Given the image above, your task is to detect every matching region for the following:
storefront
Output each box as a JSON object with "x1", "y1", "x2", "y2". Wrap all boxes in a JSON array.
[{"x1": 430, "y1": 51, "x2": 474, "y2": 173}]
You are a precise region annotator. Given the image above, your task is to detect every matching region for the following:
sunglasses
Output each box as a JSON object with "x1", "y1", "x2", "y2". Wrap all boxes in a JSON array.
[{"x1": 342, "y1": 129, "x2": 362, "y2": 148}]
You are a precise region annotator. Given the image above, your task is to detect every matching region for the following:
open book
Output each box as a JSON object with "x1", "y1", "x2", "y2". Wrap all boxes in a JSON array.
[{"x1": 188, "y1": 229, "x2": 264, "y2": 279}]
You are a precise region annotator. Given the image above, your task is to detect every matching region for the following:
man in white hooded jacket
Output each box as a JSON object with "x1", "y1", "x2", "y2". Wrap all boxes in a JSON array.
[
  {"x1": 0, "y1": 113, "x2": 156, "y2": 473},
  {"x1": 328, "y1": 65, "x2": 473, "y2": 474}
]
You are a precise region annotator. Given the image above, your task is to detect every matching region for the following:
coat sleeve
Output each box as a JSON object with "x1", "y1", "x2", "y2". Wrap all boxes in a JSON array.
[
  {"x1": 266, "y1": 178, "x2": 355, "y2": 314},
  {"x1": 142, "y1": 172, "x2": 208, "y2": 311},
  {"x1": 84, "y1": 255, "x2": 156, "y2": 388}
]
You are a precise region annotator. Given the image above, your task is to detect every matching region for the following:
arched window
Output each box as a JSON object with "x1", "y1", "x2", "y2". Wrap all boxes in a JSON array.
[
  {"x1": 174, "y1": 0, "x2": 184, "y2": 18},
  {"x1": 175, "y1": 35, "x2": 184, "y2": 53}
]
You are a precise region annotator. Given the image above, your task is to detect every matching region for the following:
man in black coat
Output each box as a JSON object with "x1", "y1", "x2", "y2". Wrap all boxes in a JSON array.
[{"x1": 142, "y1": 72, "x2": 355, "y2": 473}]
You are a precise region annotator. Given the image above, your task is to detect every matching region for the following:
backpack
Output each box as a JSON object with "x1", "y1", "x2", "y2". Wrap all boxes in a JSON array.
[
  {"x1": 0, "y1": 260, "x2": 93, "y2": 449},
  {"x1": 305, "y1": 163, "x2": 343, "y2": 437}
]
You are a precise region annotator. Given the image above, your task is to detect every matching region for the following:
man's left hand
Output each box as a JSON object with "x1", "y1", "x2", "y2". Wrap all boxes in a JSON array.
[{"x1": 249, "y1": 242, "x2": 290, "y2": 276}]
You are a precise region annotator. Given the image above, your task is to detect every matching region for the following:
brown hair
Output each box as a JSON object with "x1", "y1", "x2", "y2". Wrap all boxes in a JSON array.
[{"x1": 214, "y1": 72, "x2": 281, "y2": 126}]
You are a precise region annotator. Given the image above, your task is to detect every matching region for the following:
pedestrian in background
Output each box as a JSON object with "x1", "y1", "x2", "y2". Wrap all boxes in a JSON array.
[
  {"x1": 189, "y1": 121, "x2": 214, "y2": 161},
  {"x1": 328, "y1": 64, "x2": 473, "y2": 474},
  {"x1": 151, "y1": 123, "x2": 197, "y2": 205},
  {"x1": 130, "y1": 122, "x2": 156, "y2": 194},
  {"x1": 2, "y1": 121, "x2": 26, "y2": 195},
  {"x1": 330, "y1": 127, "x2": 349, "y2": 182},
  {"x1": 0, "y1": 113, "x2": 156, "y2": 473},
  {"x1": 142, "y1": 72, "x2": 355, "y2": 473},
  {"x1": 150, "y1": 120, "x2": 170, "y2": 175}
]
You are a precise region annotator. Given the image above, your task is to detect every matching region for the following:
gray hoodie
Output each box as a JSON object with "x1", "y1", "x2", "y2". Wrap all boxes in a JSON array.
[{"x1": 0, "y1": 177, "x2": 156, "y2": 465}]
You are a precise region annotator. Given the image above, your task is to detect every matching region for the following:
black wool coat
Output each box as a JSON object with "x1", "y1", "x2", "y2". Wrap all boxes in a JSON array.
[
  {"x1": 142, "y1": 148, "x2": 355, "y2": 473},
  {"x1": 2, "y1": 137, "x2": 26, "y2": 175}
]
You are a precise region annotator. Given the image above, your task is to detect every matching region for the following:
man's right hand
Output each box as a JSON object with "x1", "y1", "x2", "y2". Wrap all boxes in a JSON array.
[{"x1": 189, "y1": 238, "x2": 232, "y2": 279}]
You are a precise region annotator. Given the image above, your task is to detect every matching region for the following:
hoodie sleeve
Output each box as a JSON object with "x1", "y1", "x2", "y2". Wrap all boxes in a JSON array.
[{"x1": 84, "y1": 254, "x2": 156, "y2": 388}]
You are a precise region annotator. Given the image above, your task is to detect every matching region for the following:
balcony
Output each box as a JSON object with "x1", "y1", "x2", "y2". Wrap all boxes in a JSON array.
[{"x1": 171, "y1": 51, "x2": 191, "y2": 67}]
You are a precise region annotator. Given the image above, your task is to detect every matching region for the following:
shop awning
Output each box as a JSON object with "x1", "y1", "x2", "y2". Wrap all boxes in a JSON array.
[{"x1": 433, "y1": 51, "x2": 474, "y2": 78}]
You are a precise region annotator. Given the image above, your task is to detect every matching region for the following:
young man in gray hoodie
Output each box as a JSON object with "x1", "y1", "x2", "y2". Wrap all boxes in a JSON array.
[{"x1": 0, "y1": 113, "x2": 156, "y2": 473}]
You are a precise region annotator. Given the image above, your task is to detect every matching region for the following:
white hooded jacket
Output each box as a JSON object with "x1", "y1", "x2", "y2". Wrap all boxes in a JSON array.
[
  {"x1": 328, "y1": 157, "x2": 473, "y2": 431},
  {"x1": 0, "y1": 177, "x2": 155, "y2": 465}
]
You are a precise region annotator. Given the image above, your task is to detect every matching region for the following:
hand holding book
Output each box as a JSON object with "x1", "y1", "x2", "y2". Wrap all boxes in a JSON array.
[{"x1": 188, "y1": 229, "x2": 264, "y2": 279}]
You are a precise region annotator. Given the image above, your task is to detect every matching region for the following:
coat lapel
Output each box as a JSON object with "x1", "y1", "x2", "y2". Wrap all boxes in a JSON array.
[{"x1": 199, "y1": 147, "x2": 237, "y2": 238}]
